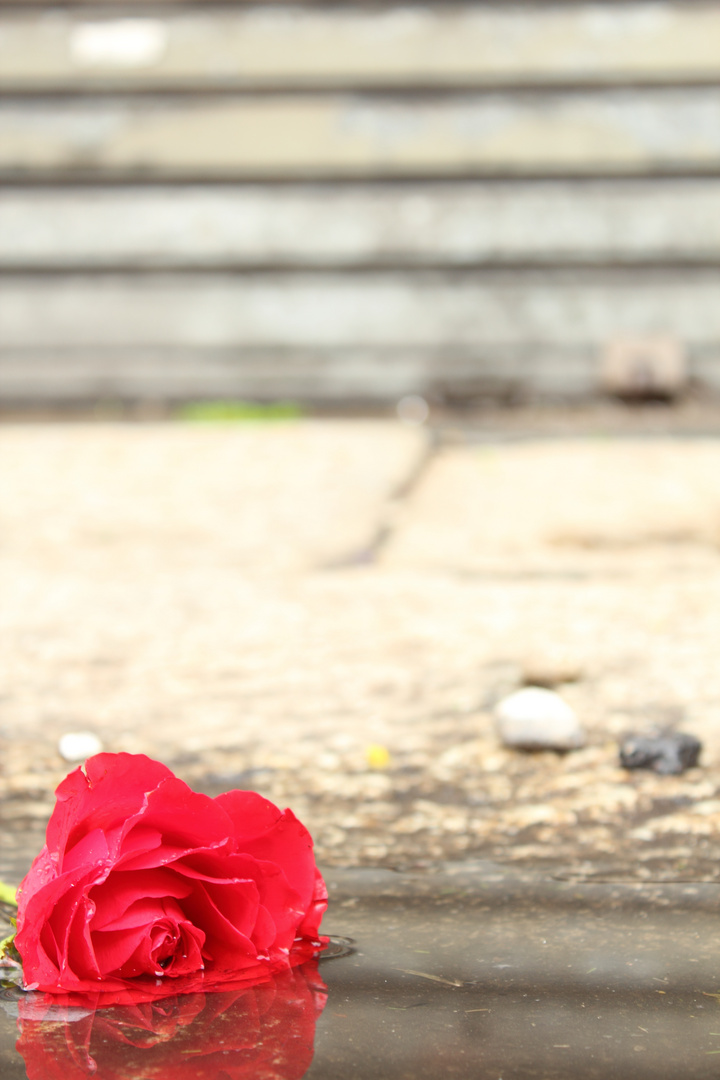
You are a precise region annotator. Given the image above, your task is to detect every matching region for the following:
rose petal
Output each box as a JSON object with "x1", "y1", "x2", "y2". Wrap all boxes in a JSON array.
[
  {"x1": 115, "y1": 825, "x2": 163, "y2": 866},
  {"x1": 181, "y1": 882, "x2": 260, "y2": 968},
  {"x1": 296, "y1": 869, "x2": 329, "y2": 942},
  {"x1": 215, "y1": 793, "x2": 324, "y2": 933},
  {"x1": 95, "y1": 895, "x2": 185, "y2": 933},
  {"x1": 213, "y1": 856, "x2": 303, "y2": 954},
  {"x1": 142, "y1": 778, "x2": 235, "y2": 851},
  {"x1": 90, "y1": 869, "x2": 193, "y2": 930},
  {"x1": 46, "y1": 754, "x2": 173, "y2": 858},
  {"x1": 60, "y1": 896, "x2": 101, "y2": 983},
  {"x1": 18, "y1": 867, "x2": 96, "y2": 981},
  {"x1": 170, "y1": 853, "x2": 300, "y2": 951},
  {"x1": 92, "y1": 923, "x2": 161, "y2": 975},
  {"x1": 117, "y1": 837, "x2": 229, "y2": 874},
  {"x1": 61, "y1": 828, "x2": 110, "y2": 876},
  {"x1": 214, "y1": 790, "x2": 284, "y2": 843}
]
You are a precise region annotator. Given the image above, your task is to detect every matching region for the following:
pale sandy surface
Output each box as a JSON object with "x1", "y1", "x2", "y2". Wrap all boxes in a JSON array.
[{"x1": 3, "y1": 410, "x2": 720, "y2": 883}]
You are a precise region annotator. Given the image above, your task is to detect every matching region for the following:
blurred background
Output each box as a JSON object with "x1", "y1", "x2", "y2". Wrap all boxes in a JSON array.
[
  {"x1": 3, "y1": 0, "x2": 720, "y2": 890},
  {"x1": 1, "y1": 0, "x2": 720, "y2": 406}
]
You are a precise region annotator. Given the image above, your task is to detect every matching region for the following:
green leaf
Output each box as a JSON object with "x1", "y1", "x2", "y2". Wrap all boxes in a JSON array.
[{"x1": 0, "y1": 883, "x2": 17, "y2": 907}]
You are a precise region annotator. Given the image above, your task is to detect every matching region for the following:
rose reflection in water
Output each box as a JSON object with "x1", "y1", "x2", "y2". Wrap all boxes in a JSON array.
[{"x1": 16, "y1": 961, "x2": 326, "y2": 1080}]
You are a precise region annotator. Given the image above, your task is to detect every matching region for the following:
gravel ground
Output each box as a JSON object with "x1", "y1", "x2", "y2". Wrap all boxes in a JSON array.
[{"x1": 3, "y1": 407, "x2": 720, "y2": 884}]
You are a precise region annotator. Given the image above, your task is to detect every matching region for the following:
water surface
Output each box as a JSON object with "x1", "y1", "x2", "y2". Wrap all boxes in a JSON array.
[{"x1": 2, "y1": 861, "x2": 719, "y2": 1078}]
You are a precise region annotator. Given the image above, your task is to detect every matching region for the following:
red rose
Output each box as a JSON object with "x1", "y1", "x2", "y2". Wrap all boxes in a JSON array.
[
  {"x1": 15, "y1": 754, "x2": 327, "y2": 995},
  {"x1": 17, "y1": 962, "x2": 327, "y2": 1080}
]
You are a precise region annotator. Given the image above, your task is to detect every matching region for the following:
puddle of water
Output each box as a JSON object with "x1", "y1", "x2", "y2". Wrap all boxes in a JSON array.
[
  {"x1": 316, "y1": 863, "x2": 720, "y2": 1079},
  {"x1": 5, "y1": 964, "x2": 327, "y2": 1080},
  {"x1": 1, "y1": 860, "x2": 720, "y2": 1078}
]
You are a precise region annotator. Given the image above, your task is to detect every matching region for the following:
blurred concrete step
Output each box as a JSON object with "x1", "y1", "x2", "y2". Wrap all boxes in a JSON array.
[
  {"x1": 2, "y1": 3, "x2": 719, "y2": 90},
  {"x1": 2, "y1": 269, "x2": 720, "y2": 401},
  {"x1": 6, "y1": 269, "x2": 720, "y2": 348},
  {"x1": 4, "y1": 180, "x2": 720, "y2": 268},
  {"x1": 4, "y1": 89, "x2": 720, "y2": 179}
]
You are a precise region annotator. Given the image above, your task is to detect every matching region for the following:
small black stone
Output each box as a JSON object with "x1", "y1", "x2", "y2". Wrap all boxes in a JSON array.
[{"x1": 619, "y1": 732, "x2": 702, "y2": 775}]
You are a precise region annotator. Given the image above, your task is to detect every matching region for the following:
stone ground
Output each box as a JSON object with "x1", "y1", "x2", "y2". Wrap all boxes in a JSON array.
[{"x1": 4, "y1": 402, "x2": 720, "y2": 883}]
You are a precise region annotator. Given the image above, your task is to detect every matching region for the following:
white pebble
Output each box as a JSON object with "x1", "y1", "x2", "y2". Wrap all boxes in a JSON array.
[
  {"x1": 58, "y1": 732, "x2": 104, "y2": 762},
  {"x1": 495, "y1": 687, "x2": 585, "y2": 751}
]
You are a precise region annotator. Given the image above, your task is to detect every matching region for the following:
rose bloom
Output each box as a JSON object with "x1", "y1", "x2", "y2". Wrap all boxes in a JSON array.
[{"x1": 15, "y1": 754, "x2": 327, "y2": 995}]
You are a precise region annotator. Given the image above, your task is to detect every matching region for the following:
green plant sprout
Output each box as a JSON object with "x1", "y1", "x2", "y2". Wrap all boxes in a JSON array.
[
  {"x1": 178, "y1": 401, "x2": 303, "y2": 423},
  {"x1": 0, "y1": 882, "x2": 18, "y2": 966}
]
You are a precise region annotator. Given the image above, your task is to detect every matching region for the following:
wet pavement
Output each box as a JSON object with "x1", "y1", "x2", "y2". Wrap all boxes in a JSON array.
[
  {"x1": 5, "y1": 419, "x2": 720, "y2": 877},
  {"x1": 2, "y1": 860, "x2": 720, "y2": 1078},
  {"x1": 4, "y1": 414, "x2": 720, "y2": 1075}
]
